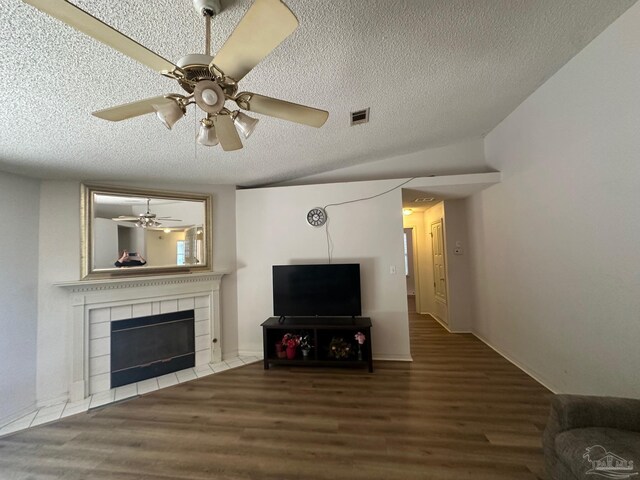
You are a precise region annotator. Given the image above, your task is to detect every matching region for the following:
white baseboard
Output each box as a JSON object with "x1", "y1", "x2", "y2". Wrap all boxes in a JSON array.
[
  {"x1": 422, "y1": 312, "x2": 472, "y2": 334},
  {"x1": 472, "y1": 331, "x2": 559, "y2": 394},
  {"x1": 373, "y1": 354, "x2": 413, "y2": 362},
  {"x1": 425, "y1": 311, "x2": 452, "y2": 332},
  {"x1": 237, "y1": 350, "x2": 262, "y2": 358}
]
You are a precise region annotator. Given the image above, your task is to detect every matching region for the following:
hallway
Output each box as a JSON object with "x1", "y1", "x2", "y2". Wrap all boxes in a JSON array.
[{"x1": 405, "y1": 296, "x2": 551, "y2": 478}]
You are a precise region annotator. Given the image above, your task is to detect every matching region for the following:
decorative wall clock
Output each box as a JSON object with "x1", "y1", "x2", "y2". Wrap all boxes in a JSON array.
[{"x1": 306, "y1": 207, "x2": 327, "y2": 227}]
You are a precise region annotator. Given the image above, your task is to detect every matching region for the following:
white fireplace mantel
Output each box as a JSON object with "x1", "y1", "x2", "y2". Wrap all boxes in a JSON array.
[{"x1": 55, "y1": 272, "x2": 226, "y2": 401}]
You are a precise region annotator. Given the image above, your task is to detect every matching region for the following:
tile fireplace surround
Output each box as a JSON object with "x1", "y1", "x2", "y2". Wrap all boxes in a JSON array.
[{"x1": 55, "y1": 272, "x2": 225, "y2": 402}]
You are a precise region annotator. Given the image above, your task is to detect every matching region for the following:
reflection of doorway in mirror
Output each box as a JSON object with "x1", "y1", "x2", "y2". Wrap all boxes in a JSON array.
[
  {"x1": 184, "y1": 226, "x2": 204, "y2": 264},
  {"x1": 145, "y1": 230, "x2": 186, "y2": 267}
]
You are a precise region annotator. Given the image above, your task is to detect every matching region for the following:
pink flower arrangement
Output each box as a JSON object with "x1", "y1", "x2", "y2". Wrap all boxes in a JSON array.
[
  {"x1": 354, "y1": 332, "x2": 366, "y2": 345},
  {"x1": 282, "y1": 333, "x2": 300, "y2": 349}
]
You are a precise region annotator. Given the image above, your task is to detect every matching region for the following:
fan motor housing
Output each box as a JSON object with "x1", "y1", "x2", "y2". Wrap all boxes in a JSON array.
[
  {"x1": 176, "y1": 54, "x2": 216, "y2": 93},
  {"x1": 176, "y1": 54, "x2": 238, "y2": 98}
]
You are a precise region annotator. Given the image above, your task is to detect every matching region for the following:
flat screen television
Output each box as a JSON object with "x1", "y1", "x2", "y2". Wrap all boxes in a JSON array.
[{"x1": 273, "y1": 264, "x2": 361, "y2": 317}]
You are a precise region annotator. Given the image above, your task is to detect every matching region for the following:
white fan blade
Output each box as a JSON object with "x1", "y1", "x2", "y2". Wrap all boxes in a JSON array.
[
  {"x1": 93, "y1": 96, "x2": 177, "y2": 122},
  {"x1": 213, "y1": 115, "x2": 243, "y2": 151},
  {"x1": 235, "y1": 92, "x2": 328, "y2": 127}
]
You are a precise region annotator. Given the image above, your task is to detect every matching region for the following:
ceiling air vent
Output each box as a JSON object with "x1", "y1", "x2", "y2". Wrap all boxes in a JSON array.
[
  {"x1": 414, "y1": 197, "x2": 435, "y2": 203},
  {"x1": 350, "y1": 108, "x2": 370, "y2": 126}
]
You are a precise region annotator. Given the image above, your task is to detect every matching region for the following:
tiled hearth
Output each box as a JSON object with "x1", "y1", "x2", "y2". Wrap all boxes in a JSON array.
[{"x1": 0, "y1": 355, "x2": 261, "y2": 437}]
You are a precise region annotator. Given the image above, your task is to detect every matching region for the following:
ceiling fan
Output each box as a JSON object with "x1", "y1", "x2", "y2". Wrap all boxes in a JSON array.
[
  {"x1": 23, "y1": 0, "x2": 329, "y2": 151},
  {"x1": 112, "y1": 198, "x2": 182, "y2": 228}
]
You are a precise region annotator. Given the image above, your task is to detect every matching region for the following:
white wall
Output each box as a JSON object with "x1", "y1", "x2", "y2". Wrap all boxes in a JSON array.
[
  {"x1": 277, "y1": 137, "x2": 488, "y2": 186},
  {"x1": 467, "y1": 3, "x2": 640, "y2": 396},
  {"x1": 36, "y1": 181, "x2": 239, "y2": 404},
  {"x1": 93, "y1": 217, "x2": 118, "y2": 268},
  {"x1": 0, "y1": 172, "x2": 40, "y2": 423},
  {"x1": 443, "y1": 200, "x2": 473, "y2": 332},
  {"x1": 236, "y1": 179, "x2": 412, "y2": 361},
  {"x1": 37, "y1": 181, "x2": 81, "y2": 405}
]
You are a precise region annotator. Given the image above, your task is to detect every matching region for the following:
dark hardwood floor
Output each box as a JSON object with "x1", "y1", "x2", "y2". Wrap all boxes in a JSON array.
[{"x1": 0, "y1": 299, "x2": 552, "y2": 479}]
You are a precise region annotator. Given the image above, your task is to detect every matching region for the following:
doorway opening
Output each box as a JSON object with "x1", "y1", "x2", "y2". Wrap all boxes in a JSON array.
[
  {"x1": 401, "y1": 200, "x2": 447, "y2": 324},
  {"x1": 404, "y1": 227, "x2": 416, "y2": 313}
]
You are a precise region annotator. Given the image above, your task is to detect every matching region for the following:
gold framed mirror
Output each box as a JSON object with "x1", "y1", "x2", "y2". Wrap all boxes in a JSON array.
[{"x1": 81, "y1": 184, "x2": 212, "y2": 279}]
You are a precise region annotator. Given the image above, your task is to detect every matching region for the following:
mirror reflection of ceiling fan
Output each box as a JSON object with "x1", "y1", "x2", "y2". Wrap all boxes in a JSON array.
[
  {"x1": 23, "y1": 0, "x2": 329, "y2": 151},
  {"x1": 112, "y1": 199, "x2": 182, "y2": 228}
]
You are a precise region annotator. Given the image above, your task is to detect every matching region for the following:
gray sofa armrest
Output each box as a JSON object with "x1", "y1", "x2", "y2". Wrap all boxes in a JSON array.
[
  {"x1": 543, "y1": 394, "x2": 640, "y2": 480},
  {"x1": 547, "y1": 394, "x2": 640, "y2": 436}
]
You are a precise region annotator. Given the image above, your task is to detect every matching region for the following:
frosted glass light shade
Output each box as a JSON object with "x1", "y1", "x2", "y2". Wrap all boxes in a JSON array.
[
  {"x1": 152, "y1": 101, "x2": 185, "y2": 130},
  {"x1": 196, "y1": 123, "x2": 219, "y2": 146},
  {"x1": 201, "y1": 88, "x2": 219, "y2": 106},
  {"x1": 233, "y1": 111, "x2": 259, "y2": 138}
]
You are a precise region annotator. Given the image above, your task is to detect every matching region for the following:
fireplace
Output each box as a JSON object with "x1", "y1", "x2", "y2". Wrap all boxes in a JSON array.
[
  {"x1": 55, "y1": 272, "x2": 224, "y2": 401},
  {"x1": 111, "y1": 310, "x2": 195, "y2": 388}
]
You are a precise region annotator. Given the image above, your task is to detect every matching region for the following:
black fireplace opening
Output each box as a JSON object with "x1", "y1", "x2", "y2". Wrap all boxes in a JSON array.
[{"x1": 111, "y1": 310, "x2": 195, "y2": 388}]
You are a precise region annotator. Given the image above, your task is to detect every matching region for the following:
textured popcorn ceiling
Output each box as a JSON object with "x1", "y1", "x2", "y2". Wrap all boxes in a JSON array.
[{"x1": 0, "y1": 0, "x2": 635, "y2": 186}]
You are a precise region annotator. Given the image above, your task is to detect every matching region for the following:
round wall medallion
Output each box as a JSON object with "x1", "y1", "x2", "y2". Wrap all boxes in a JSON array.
[{"x1": 306, "y1": 207, "x2": 327, "y2": 227}]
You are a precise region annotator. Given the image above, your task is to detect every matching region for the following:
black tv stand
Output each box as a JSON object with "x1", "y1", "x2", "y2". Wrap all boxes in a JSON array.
[{"x1": 261, "y1": 317, "x2": 373, "y2": 372}]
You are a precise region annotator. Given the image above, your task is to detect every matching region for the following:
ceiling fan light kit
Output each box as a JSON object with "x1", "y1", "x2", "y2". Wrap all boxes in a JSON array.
[
  {"x1": 112, "y1": 198, "x2": 182, "y2": 229},
  {"x1": 194, "y1": 80, "x2": 226, "y2": 114},
  {"x1": 23, "y1": 0, "x2": 329, "y2": 152},
  {"x1": 152, "y1": 100, "x2": 186, "y2": 130},
  {"x1": 233, "y1": 111, "x2": 260, "y2": 139},
  {"x1": 196, "y1": 118, "x2": 219, "y2": 147}
]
